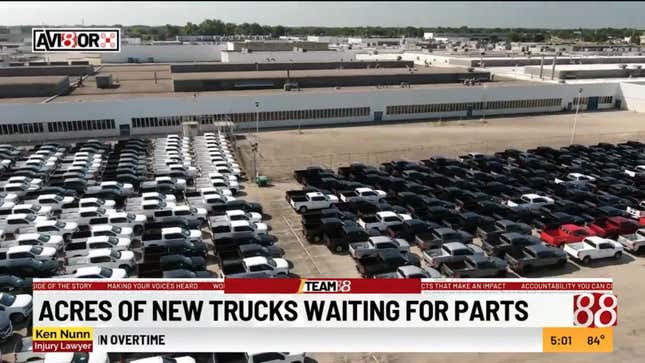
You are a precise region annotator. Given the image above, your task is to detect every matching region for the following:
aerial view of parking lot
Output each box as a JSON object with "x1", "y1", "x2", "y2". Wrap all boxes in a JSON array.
[{"x1": 1, "y1": 1, "x2": 645, "y2": 363}]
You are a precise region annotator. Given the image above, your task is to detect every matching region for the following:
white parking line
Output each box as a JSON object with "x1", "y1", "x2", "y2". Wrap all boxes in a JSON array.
[{"x1": 282, "y1": 215, "x2": 322, "y2": 275}]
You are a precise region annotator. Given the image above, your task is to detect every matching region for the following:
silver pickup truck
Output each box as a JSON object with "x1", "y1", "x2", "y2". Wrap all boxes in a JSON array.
[
  {"x1": 349, "y1": 236, "x2": 410, "y2": 259},
  {"x1": 617, "y1": 229, "x2": 645, "y2": 253},
  {"x1": 423, "y1": 242, "x2": 485, "y2": 268}
]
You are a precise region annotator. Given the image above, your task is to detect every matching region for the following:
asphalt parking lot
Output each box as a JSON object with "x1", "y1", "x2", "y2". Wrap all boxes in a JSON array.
[{"x1": 237, "y1": 110, "x2": 645, "y2": 363}]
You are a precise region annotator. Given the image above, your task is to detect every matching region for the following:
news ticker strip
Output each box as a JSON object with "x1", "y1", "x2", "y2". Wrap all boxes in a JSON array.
[
  {"x1": 32, "y1": 327, "x2": 613, "y2": 353},
  {"x1": 32, "y1": 278, "x2": 616, "y2": 353}
]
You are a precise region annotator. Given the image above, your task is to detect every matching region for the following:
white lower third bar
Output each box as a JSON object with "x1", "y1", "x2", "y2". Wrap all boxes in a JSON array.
[{"x1": 92, "y1": 327, "x2": 543, "y2": 352}]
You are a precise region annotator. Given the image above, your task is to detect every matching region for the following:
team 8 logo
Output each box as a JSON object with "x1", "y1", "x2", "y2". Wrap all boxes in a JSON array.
[
  {"x1": 32, "y1": 28, "x2": 121, "y2": 52},
  {"x1": 301, "y1": 279, "x2": 352, "y2": 293},
  {"x1": 573, "y1": 293, "x2": 617, "y2": 327}
]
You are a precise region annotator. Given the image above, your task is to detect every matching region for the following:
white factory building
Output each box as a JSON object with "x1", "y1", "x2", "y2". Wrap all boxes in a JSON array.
[
  {"x1": 1, "y1": 79, "x2": 643, "y2": 143},
  {"x1": 220, "y1": 50, "x2": 358, "y2": 63},
  {"x1": 101, "y1": 44, "x2": 227, "y2": 63}
]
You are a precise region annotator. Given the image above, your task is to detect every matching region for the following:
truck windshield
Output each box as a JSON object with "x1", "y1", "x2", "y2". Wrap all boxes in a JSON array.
[
  {"x1": 99, "y1": 268, "x2": 113, "y2": 277},
  {"x1": 55, "y1": 221, "x2": 66, "y2": 228},
  {"x1": 111, "y1": 226, "x2": 122, "y2": 233},
  {"x1": 38, "y1": 235, "x2": 51, "y2": 242},
  {"x1": 30, "y1": 246, "x2": 44, "y2": 254},
  {"x1": 0, "y1": 293, "x2": 16, "y2": 306}
]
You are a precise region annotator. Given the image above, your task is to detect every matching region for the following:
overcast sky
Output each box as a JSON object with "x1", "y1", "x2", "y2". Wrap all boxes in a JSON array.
[{"x1": 2, "y1": 1, "x2": 645, "y2": 28}]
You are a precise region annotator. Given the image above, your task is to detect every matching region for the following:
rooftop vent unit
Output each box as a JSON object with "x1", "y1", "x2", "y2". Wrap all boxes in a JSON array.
[{"x1": 96, "y1": 74, "x2": 119, "y2": 89}]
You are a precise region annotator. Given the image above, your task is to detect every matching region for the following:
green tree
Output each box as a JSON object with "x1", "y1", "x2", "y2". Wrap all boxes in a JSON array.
[
  {"x1": 507, "y1": 31, "x2": 521, "y2": 42},
  {"x1": 184, "y1": 22, "x2": 198, "y2": 35}
]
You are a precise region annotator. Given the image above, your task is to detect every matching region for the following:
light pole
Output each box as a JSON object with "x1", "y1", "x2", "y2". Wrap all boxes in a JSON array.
[
  {"x1": 570, "y1": 88, "x2": 583, "y2": 145},
  {"x1": 255, "y1": 101, "x2": 260, "y2": 137},
  {"x1": 252, "y1": 101, "x2": 260, "y2": 179}
]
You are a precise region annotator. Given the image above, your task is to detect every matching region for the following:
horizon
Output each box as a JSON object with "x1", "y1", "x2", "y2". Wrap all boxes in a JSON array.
[{"x1": 1, "y1": 2, "x2": 645, "y2": 29}]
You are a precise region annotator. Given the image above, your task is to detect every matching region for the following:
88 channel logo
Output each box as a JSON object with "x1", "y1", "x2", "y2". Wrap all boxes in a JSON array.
[
  {"x1": 573, "y1": 293, "x2": 617, "y2": 327},
  {"x1": 32, "y1": 28, "x2": 121, "y2": 52}
]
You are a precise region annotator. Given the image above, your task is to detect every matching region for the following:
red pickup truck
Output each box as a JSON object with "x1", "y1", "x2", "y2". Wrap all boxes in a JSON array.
[
  {"x1": 589, "y1": 217, "x2": 640, "y2": 239},
  {"x1": 541, "y1": 224, "x2": 595, "y2": 247}
]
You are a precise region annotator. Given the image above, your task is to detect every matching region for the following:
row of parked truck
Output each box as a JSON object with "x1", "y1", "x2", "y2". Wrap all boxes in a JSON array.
[
  {"x1": 289, "y1": 140, "x2": 645, "y2": 278},
  {"x1": 0, "y1": 132, "x2": 292, "y2": 348}
]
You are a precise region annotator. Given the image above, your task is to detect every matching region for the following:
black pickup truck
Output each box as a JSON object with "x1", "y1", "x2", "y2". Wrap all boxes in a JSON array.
[
  {"x1": 293, "y1": 167, "x2": 336, "y2": 187},
  {"x1": 211, "y1": 199, "x2": 263, "y2": 216},
  {"x1": 482, "y1": 232, "x2": 541, "y2": 257},
  {"x1": 138, "y1": 254, "x2": 208, "y2": 278},
  {"x1": 476, "y1": 219, "x2": 532, "y2": 245},
  {"x1": 504, "y1": 244, "x2": 567, "y2": 273},
  {"x1": 385, "y1": 219, "x2": 436, "y2": 243},
  {"x1": 355, "y1": 250, "x2": 420, "y2": 278},
  {"x1": 213, "y1": 234, "x2": 275, "y2": 254},
  {"x1": 322, "y1": 220, "x2": 369, "y2": 253},
  {"x1": 301, "y1": 208, "x2": 354, "y2": 243},
  {"x1": 416, "y1": 227, "x2": 473, "y2": 250},
  {"x1": 141, "y1": 240, "x2": 208, "y2": 263},
  {"x1": 441, "y1": 211, "x2": 486, "y2": 234},
  {"x1": 440, "y1": 255, "x2": 508, "y2": 278}
]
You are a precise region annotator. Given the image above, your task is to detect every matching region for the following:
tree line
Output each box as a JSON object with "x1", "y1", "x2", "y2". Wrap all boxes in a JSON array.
[
  {"x1": 123, "y1": 21, "x2": 642, "y2": 44},
  {"x1": 1, "y1": 22, "x2": 642, "y2": 44}
]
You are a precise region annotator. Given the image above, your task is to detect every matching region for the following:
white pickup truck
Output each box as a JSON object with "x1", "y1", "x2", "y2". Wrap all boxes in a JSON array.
[
  {"x1": 564, "y1": 236, "x2": 623, "y2": 264},
  {"x1": 617, "y1": 229, "x2": 645, "y2": 253},
  {"x1": 555, "y1": 173, "x2": 596, "y2": 184},
  {"x1": 224, "y1": 209, "x2": 262, "y2": 224},
  {"x1": 211, "y1": 220, "x2": 268, "y2": 240},
  {"x1": 223, "y1": 256, "x2": 290, "y2": 277},
  {"x1": 141, "y1": 192, "x2": 177, "y2": 204},
  {"x1": 626, "y1": 201, "x2": 645, "y2": 219},
  {"x1": 64, "y1": 236, "x2": 132, "y2": 258},
  {"x1": 63, "y1": 266, "x2": 128, "y2": 279},
  {"x1": 0, "y1": 292, "x2": 33, "y2": 323},
  {"x1": 11, "y1": 204, "x2": 53, "y2": 218},
  {"x1": 61, "y1": 206, "x2": 115, "y2": 225},
  {"x1": 504, "y1": 193, "x2": 555, "y2": 209},
  {"x1": 2, "y1": 245, "x2": 57, "y2": 261},
  {"x1": 339, "y1": 187, "x2": 387, "y2": 203},
  {"x1": 0, "y1": 214, "x2": 49, "y2": 234},
  {"x1": 624, "y1": 165, "x2": 645, "y2": 178},
  {"x1": 357, "y1": 211, "x2": 412, "y2": 232},
  {"x1": 66, "y1": 248, "x2": 136, "y2": 273},
  {"x1": 34, "y1": 220, "x2": 79, "y2": 240},
  {"x1": 5, "y1": 233, "x2": 64, "y2": 251},
  {"x1": 141, "y1": 227, "x2": 202, "y2": 248},
  {"x1": 288, "y1": 191, "x2": 339, "y2": 213}
]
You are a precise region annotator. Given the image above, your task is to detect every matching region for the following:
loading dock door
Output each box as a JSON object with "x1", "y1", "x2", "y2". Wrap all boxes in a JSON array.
[
  {"x1": 119, "y1": 124, "x2": 131, "y2": 137},
  {"x1": 373, "y1": 111, "x2": 383, "y2": 122},
  {"x1": 587, "y1": 97, "x2": 599, "y2": 111},
  {"x1": 466, "y1": 104, "x2": 473, "y2": 118}
]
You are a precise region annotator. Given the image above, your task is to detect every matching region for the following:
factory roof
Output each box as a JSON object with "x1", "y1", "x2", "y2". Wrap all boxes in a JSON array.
[
  {"x1": 525, "y1": 63, "x2": 645, "y2": 71},
  {"x1": 171, "y1": 66, "x2": 483, "y2": 81},
  {"x1": 0, "y1": 76, "x2": 69, "y2": 85}
]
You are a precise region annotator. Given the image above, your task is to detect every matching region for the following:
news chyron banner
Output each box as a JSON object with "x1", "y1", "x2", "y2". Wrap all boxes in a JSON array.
[{"x1": 32, "y1": 278, "x2": 616, "y2": 353}]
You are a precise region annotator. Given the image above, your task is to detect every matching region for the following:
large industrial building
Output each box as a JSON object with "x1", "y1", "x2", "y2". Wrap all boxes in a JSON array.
[
  {"x1": 172, "y1": 67, "x2": 490, "y2": 92},
  {"x1": 1, "y1": 39, "x2": 645, "y2": 143}
]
